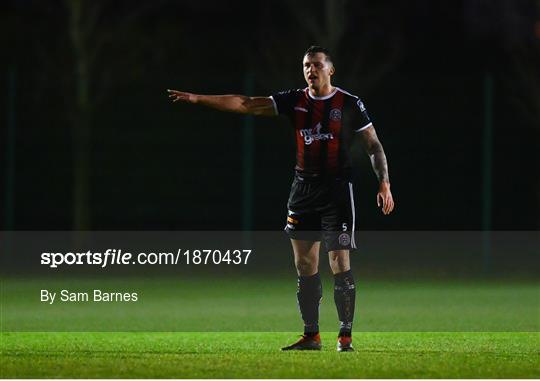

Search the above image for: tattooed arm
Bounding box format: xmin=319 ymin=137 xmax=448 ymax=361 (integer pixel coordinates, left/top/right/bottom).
xmin=358 ymin=125 xmax=395 ymax=215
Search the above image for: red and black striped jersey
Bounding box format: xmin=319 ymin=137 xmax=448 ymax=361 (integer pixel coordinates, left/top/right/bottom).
xmin=270 ymin=87 xmax=372 ymax=178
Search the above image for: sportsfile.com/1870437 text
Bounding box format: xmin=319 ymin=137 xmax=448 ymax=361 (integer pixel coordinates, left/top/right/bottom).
xmin=40 ymin=249 xmax=252 ymax=268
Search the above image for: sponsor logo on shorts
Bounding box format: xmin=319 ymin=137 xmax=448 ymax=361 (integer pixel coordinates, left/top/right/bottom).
xmin=338 ymin=233 xmax=351 ymax=246
xmin=330 ymin=108 xmax=342 ymax=121
xmin=287 ymin=216 xmax=299 ymax=224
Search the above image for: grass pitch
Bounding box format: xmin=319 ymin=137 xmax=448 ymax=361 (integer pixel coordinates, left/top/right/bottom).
xmin=1 ymin=332 xmax=538 ymax=378
xmin=2 ymin=277 xmax=538 ymax=331
xmin=1 ymin=277 xmax=539 ymax=378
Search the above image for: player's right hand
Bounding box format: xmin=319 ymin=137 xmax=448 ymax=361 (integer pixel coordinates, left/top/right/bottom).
xmin=167 ymin=89 xmax=198 ymax=104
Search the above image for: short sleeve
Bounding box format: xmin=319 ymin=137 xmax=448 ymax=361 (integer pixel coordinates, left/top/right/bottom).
xmin=352 ymin=98 xmax=372 ymax=132
xmin=270 ymin=89 xmax=301 ymax=119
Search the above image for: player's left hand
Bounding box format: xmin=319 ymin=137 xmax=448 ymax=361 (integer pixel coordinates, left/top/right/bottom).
xmin=377 ymin=181 xmax=394 ymax=215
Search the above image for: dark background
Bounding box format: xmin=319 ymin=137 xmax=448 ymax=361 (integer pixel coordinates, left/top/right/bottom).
xmin=1 ymin=0 xmax=539 ymax=231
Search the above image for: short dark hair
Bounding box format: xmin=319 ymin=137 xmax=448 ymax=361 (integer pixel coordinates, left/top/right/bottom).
xmin=304 ymin=45 xmax=332 ymax=63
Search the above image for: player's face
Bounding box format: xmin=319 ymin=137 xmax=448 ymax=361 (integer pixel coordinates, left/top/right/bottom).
xmin=303 ymin=53 xmax=334 ymax=90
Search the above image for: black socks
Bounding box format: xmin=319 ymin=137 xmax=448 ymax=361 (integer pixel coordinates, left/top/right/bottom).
xmin=334 ymin=270 xmax=356 ymax=337
xmin=297 ymin=272 xmax=322 ymax=336
xmin=296 ymin=270 xmax=356 ymax=337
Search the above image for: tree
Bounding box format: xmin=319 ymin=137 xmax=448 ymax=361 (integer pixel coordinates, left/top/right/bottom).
xmin=253 ymin=0 xmax=404 ymax=94
xmin=64 ymin=0 xmax=170 ymax=229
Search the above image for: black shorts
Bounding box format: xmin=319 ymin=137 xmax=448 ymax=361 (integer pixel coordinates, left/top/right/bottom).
xmin=284 ymin=175 xmax=357 ymax=252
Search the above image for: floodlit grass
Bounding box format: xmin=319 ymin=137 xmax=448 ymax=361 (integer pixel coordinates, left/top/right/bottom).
xmin=1 ymin=332 xmax=538 ymax=378
xmin=1 ymin=277 xmax=539 ymax=377
xmin=2 ymin=277 xmax=539 ymax=331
